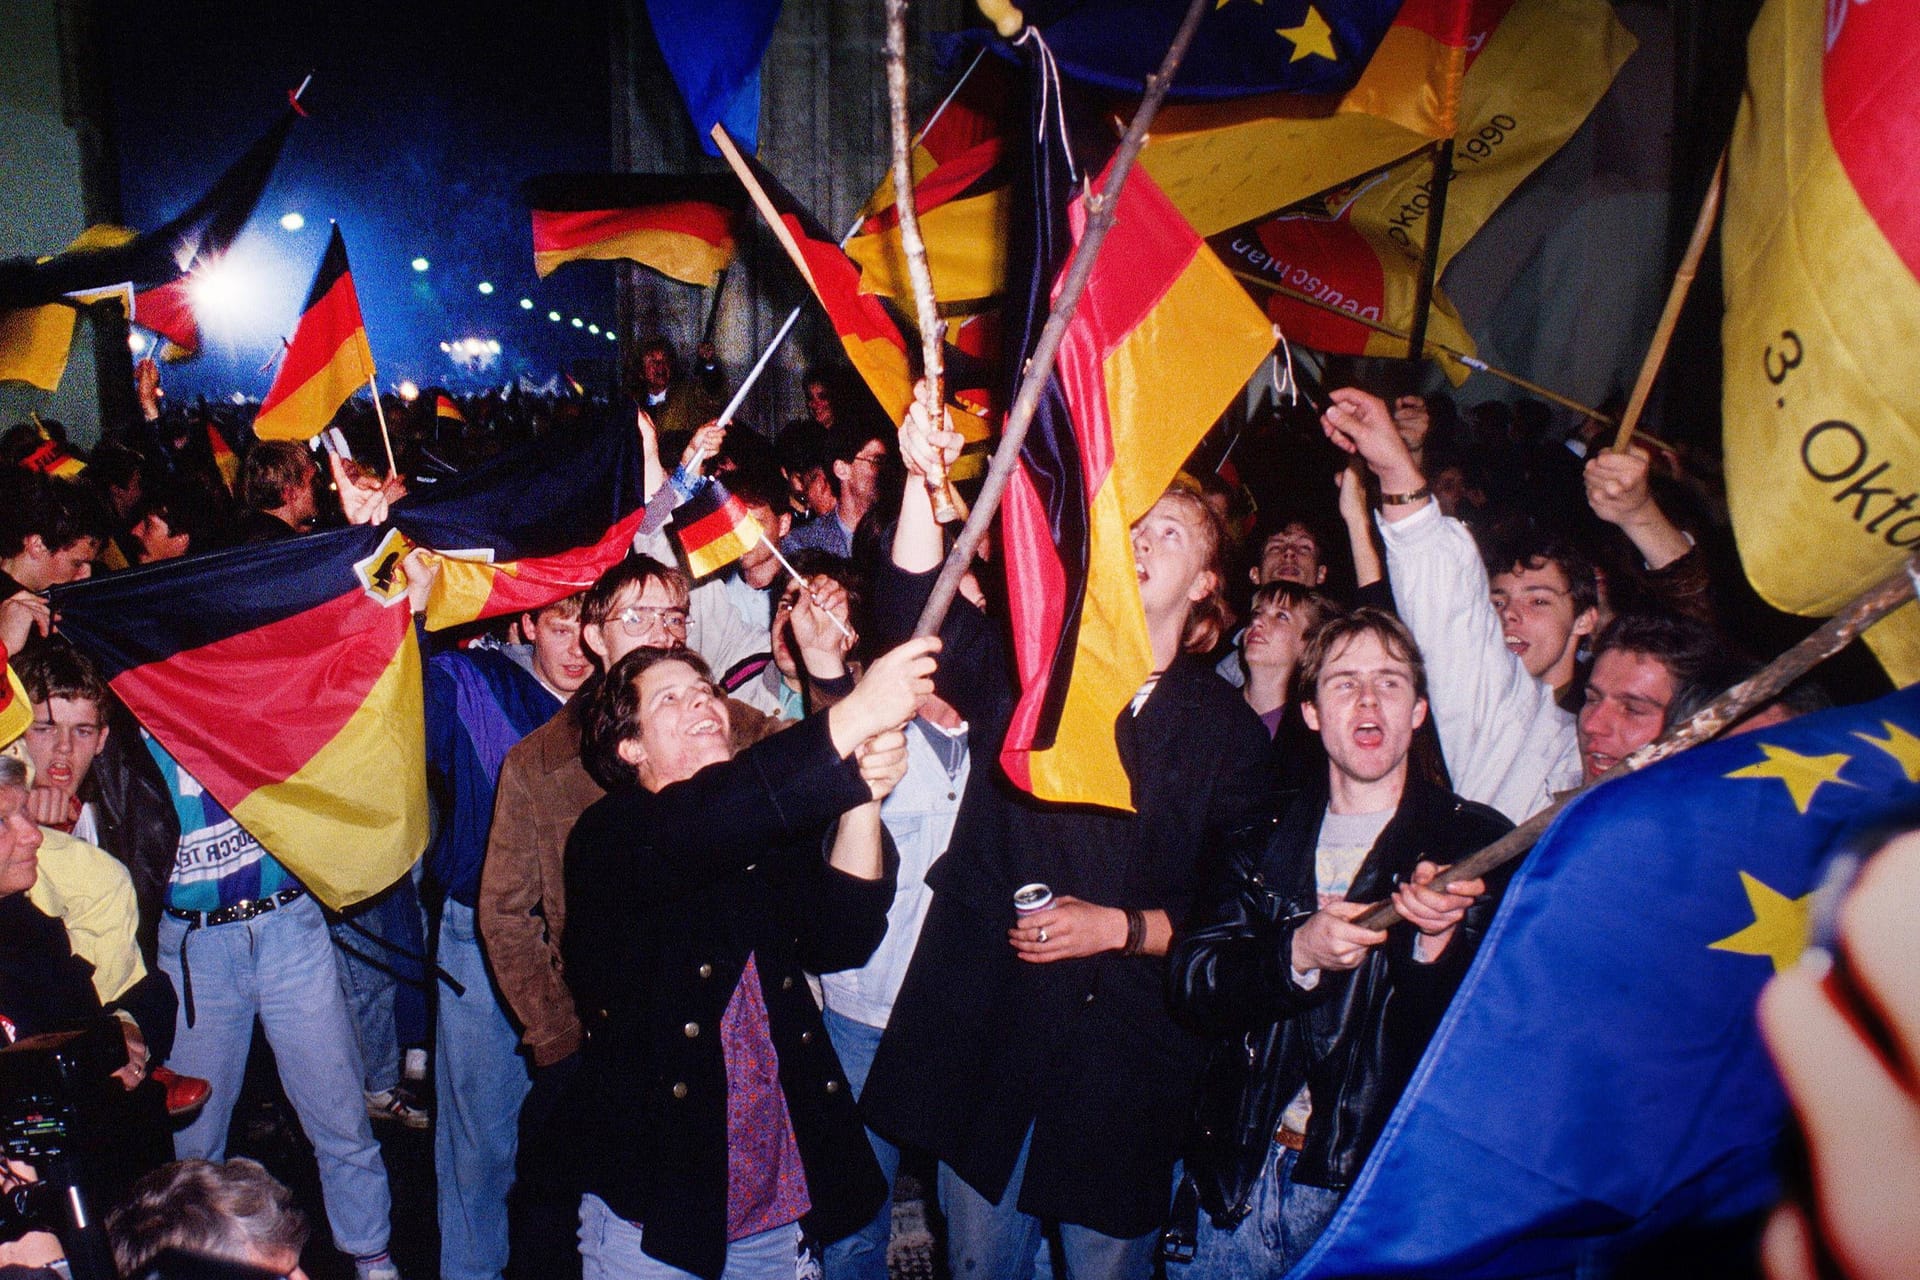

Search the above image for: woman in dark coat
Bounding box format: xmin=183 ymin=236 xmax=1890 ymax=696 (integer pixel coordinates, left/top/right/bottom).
xmin=857 ymin=412 xmax=1277 ymax=1280
xmin=559 ymin=636 xmax=936 ymax=1280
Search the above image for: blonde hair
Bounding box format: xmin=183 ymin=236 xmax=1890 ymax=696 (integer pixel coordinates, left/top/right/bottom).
xmin=1145 ymin=485 xmax=1232 ymax=655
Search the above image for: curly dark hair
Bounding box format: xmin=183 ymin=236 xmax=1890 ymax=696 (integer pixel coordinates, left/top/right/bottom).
xmin=580 ymin=646 xmax=716 ymax=791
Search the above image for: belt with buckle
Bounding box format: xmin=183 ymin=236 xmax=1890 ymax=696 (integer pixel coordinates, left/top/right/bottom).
xmin=167 ymin=887 xmax=306 ymax=1028
xmin=1275 ymin=1125 xmax=1308 ymax=1153
xmin=166 ymin=886 xmax=305 ymax=929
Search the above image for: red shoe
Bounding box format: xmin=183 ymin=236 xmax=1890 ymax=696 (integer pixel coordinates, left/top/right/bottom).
xmin=150 ymin=1065 xmax=211 ymax=1117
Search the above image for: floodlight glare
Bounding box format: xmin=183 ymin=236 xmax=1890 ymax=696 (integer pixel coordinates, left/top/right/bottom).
xmin=519 ymin=298 xmax=534 ymax=310
xmin=411 ymin=257 xmax=430 ymax=272
xmin=478 ymin=281 xmax=494 ymax=295
xmin=570 ymin=317 xmax=583 ymax=328
xmin=486 ymin=339 xmax=502 ymax=354
xmin=397 ymin=380 xmax=420 ymax=401
xmin=279 ymin=212 xmax=305 ymax=232
xmin=548 ymin=311 xmax=562 ymax=322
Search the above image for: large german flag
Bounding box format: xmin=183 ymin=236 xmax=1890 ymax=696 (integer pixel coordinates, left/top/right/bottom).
xmin=255 ymin=225 xmax=375 ymax=442
xmin=393 ymin=408 xmax=650 ymax=630
xmin=133 ymin=277 xmax=200 ymax=361
xmin=526 ymin=174 xmax=739 ymax=287
xmin=999 ymin=56 xmax=1274 ymax=810
xmin=1722 ymin=0 xmax=1920 ymax=685
xmin=50 ymin=526 xmax=428 ymax=909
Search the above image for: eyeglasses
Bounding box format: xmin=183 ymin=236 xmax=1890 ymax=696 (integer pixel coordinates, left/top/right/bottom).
xmin=611 ymin=606 xmax=689 ymax=635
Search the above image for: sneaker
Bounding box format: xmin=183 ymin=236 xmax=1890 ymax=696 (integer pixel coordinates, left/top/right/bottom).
xmin=403 ymin=1047 xmax=428 ymax=1081
xmin=354 ymin=1250 xmax=400 ymax=1280
xmin=365 ymin=1086 xmax=429 ymax=1130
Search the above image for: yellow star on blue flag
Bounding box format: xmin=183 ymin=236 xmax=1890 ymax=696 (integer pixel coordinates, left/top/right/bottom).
xmin=1855 ymin=720 xmax=1920 ymax=782
xmin=1725 ymin=743 xmax=1857 ymax=813
xmin=1278 ymin=5 xmax=1337 ymax=61
xmin=1709 ymin=871 xmax=1816 ymax=973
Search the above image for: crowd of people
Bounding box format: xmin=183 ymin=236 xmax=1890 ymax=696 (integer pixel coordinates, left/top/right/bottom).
xmin=0 ymin=335 xmax=1909 ymax=1280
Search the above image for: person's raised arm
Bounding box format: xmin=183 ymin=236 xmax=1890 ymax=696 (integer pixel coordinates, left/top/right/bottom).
xmin=1322 ymin=388 xmax=1427 ymax=522
xmin=824 ymin=636 xmax=938 ymax=761
xmin=1337 ymin=457 xmax=1383 ymax=590
xmin=893 ymin=394 xmax=963 ymax=573
xmin=1585 ymin=446 xmax=1692 ymax=571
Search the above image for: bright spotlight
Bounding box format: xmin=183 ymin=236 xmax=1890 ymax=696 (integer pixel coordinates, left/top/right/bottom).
xmin=588 ymin=324 xmax=600 ymax=335
xmin=397 ymin=380 xmax=420 ymax=402
xmin=486 ymin=339 xmax=501 ymax=354
xmin=605 ymin=330 xmax=617 ymax=342
xmin=188 ymin=258 xmax=271 ymax=337
xmin=279 ymin=212 xmax=305 ymax=232
xmin=548 ymin=311 xmax=561 ymax=322
xmin=411 ymin=257 xmax=430 ymax=272
xmin=128 ymin=332 xmax=147 ymax=353
xmin=440 ymin=341 xmax=452 ymax=353
xmin=519 ymin=298 xmax=534 ymax=310
xmin=570 ymin=317 xmax=584 ymax=329
xmin=477 ymin=281 xmax=494 ymax=295
xmin=230 ymin=391 xmax=247 ymax=405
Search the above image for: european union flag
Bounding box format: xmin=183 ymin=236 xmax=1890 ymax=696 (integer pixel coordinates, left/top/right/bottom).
xmin=645 ymin=0 xmax=781 ymax=157
xmin=1291 ymin=684 xmax=1920 ymax=1278
xmin=989 ymin=0 xmax=1401 ymax=99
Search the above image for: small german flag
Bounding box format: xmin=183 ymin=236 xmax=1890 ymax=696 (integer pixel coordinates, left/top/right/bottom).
xmin=255 ymin=225 xmax=375 ymax=442
xmin=526 ymin=174 xmax=740 ymax=288
xmin=207 ymin=421 xmax=240 ymax=494
xmin=434 ymin=393 xmax=466 ymax=424
xmin=21 ymin=418 xmax=85 ymax=479
xmin=671 ymin=479 xmax=764 ymax=581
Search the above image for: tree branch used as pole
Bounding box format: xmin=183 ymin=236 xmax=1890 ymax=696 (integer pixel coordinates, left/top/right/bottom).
xmin=912 ymin=0 xmax=1214 ymax=638
xmin=1611 ymin=146 xmax=1728 ymax=454
xmin=885 ymin=0 xmax=963 ymax=523
xmin=1404 ymin=139 xmax=1454 ymax=361
xmin=1353 ymin=551 xmax=1920 ymax=930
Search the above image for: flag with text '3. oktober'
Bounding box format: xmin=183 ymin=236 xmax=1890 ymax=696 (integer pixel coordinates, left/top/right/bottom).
xmin=1294 ymin=684 xmax=1920 ymax=1277
xmin=1722 ymin=0 xmax=1920 ymax=686
xmin=50 ymin=526 xmax=428 ymax=910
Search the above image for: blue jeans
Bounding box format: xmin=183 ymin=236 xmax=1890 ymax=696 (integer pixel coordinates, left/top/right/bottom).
xmin=820 ymin=1008 xmax=898 ymax=1280
xmin=1173 ymin=1142 xmax=1344 ymax=1280
xmin=578 ymin=1194 xmax=800 ymax=1280
xmin=437 ymin=900 xmax=533 ymax=1280
xmin=939 ymin=1128 xmax=1159 ymax=1280
xmin=330 ymin=875 xmax=428 ymax=1094
xmin=158 ymin=892 xmax=391 ymax=1258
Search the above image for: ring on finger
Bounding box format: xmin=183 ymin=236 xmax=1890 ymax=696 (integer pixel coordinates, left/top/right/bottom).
xmin=1037 ymin=927 xmax=1049 ymax=944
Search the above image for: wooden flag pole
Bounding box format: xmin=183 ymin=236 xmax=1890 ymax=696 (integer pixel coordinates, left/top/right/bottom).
xmin=911 ymin=0 xmax=1214 ymax=639
xmin=366 ymin=373 xmax=399 ymax=478
xmin=1353 ymin=551 xmax=1920 ymax=931
xmin=1405 ymin=139 xmax=1455 ymax=361
xmin=1611 ymin=146 xmax=1728 ymax=454
xmin=885 ymin=0 xmax=964 ymax=523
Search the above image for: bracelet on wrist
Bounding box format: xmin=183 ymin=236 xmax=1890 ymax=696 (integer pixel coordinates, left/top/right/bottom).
xmin=1378 ymin=484 xmax=1431 ymax=507
xmin=1121 ymin=907 xmax=1147 ymax=956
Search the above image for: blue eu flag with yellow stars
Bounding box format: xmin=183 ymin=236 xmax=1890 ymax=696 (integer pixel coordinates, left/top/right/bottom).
xmin=1291 ymin=683 xmax=1920 ymax=1278
xmin=982 ymin=0 xmax=1401 ymax=99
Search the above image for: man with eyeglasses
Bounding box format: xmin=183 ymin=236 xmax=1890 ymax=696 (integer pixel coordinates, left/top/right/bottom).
xmin=783 ymin=428 xmax=895 ymax=560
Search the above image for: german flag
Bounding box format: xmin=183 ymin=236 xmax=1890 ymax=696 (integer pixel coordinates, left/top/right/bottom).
xmin=20 ymin=419 xmax=86 ymax=479
xmin=133 ymin=278 xmax=201 ymax=361
xmin=207 ymin=421 xmax=239 ymax=494
xmin=49 ymin=526 xmax=429 ymax=909
xmin=1722 ymin=0 xmax=1920 ymax=684
xmin=434 ymin=393 xmax=466 ymax=424
xmin=255 ymin=225 xmax=375 ymax=442
xmin=711 ymin=127 xmax=992 ymax=441
xmin=395 ymin=408 xmax=650 ymax=630
xmin=998 ymin=52 xmax=1274 ymax=810
xmin=0 ymin=653 xmax=27 ymax=746
xmin=846 ymin=57 xmax=1013 ymax=310
xmin=526 ymin=174 xmax=739 ymax=287
xmin=670 ymin=479 xmax=765 ymax=580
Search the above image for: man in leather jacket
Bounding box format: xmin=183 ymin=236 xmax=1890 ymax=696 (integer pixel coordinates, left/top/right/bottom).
xmin=1169 ymin=608 xmax=1512 ymax=1276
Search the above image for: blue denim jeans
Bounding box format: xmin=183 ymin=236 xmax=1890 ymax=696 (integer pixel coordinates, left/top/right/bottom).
xmin=436 ymin=899 xmax=534 ymax=1280
xmin=939 ymin=1127 xmax=1160 ymax=1280
xmin=1172 ymin=1141 xmax=1344 ymax=1280
xmin=820 ymin=1008 xmax=898 ymax=1280
xmin=578 ymin=1194 xmax=801 ymax=1280
xmin=330 ymin=874 xmax=428 ymax=1094
xmin=158 ymin=892 xmax=392 ymax=1258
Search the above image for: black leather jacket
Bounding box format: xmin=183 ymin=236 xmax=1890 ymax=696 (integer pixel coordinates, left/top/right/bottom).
xmin=1169 ymin=772 xmax=1511 ymax=1224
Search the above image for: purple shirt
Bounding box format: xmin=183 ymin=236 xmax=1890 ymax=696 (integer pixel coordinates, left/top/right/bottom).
xmin=722 ymin=952 xmax=812 ymax=1241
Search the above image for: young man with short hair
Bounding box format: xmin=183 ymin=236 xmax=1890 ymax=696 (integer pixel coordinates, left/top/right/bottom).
xmin=1171 ymin=609 xmax=1511 ymax=1275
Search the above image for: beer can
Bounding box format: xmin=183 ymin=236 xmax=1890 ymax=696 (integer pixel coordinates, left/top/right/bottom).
xmin=1013 ymin=883 xmax=1054 ymax=915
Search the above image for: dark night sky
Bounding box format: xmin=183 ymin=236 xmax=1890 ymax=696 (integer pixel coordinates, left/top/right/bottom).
xmin=101 ymin=0 xmax=621 ymax=399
